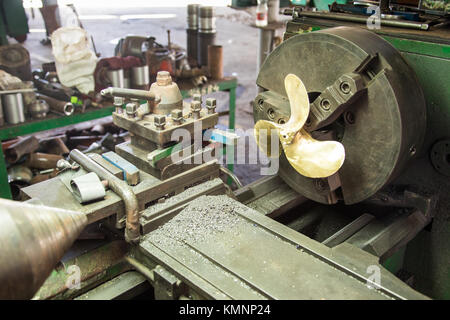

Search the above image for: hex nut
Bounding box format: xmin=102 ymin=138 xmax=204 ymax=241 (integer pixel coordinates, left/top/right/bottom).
xmin=192 ymin=93 xmax=202 ymax=103
xmin=206 ymin=98 xmax=216 ymax=114
xmin=190 ymin=101 xmax=202 ymax=119
xmin=190 ymin=100 xmax=202 ymax=112
xmin=114 ymin=96 xmax=125 ymax=106
xmin=126 ymin=102 xmax=137 ymax=117
xmin=154 ymin=115 xmax=166 ymax=129
xmin=171 ymin=109 xmax=183 ymax=124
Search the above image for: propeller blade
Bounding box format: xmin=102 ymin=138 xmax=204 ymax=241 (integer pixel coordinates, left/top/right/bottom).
xmin=284 ymin=129 xmax=345 ymax=178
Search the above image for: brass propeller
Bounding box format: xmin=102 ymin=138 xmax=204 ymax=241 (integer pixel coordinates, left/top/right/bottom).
xmin=254 ymin=74 xmax=345 ymax=178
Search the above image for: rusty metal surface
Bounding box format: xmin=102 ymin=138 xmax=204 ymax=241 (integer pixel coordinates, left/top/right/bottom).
xmin=0 ymin=199 xmax=87 ymax=299
xmin=26 ymin=152 xmax=63 ymax=170
xmin=5 ymin=135 xmax=39 ymax=163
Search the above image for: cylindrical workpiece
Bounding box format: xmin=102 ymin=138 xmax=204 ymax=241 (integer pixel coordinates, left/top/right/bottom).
xmin=26 ymin=152 xmax=64 ymax=170
xmin=37 ymin=94 xmax=74 ymax=116
xmin=208 ymin=45 xmax=223 ymax=80
xmin=2 ymin=93 xmax=25 ymax=124
xmin=199 ymin=6 xmax=216 ymax=32
xmin=131 ymin=65 xmax=150 ymax=90
xmin=197 ymin=6 xmax=216 ymax=67
xmin=123 ymin=69 xmax=131 ymax=89
xmin=187 ymin=29 xmax=198 ymax=65
xmin=187 ymin=4 xmax=200 ymax=29
xmin=106 ymin=69 xmax=125 ymax=88
xmin=5 ymin=136 xmax=40 ymax=163
xmin=198 ymin=32 xmax=216 ymax=67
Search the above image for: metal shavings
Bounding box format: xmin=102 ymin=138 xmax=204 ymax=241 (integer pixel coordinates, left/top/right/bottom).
xmin=144 ymin=195 xmax=243 ymax=247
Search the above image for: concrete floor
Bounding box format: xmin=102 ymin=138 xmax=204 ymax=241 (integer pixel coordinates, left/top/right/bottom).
xmin=20 ymin=1 xmax=288 ymax=185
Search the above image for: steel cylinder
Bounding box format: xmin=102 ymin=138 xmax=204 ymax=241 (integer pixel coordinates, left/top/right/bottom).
xmin=2 ymin=93 xmax=25 ymax=124
xmin=199 ymin=6 xmax=216 ymax=32
xmin=37 ymin=94 xmax=74 ymax=116
xmin=187 ymin=28 xmax=198 ymax=64
xmin=107 ymin=69 xmax=125 ymax=88
xmin=26 ymin=152 xmax=63 ymax=170
xmin=131 ymin=65 xmax=150 ymax=90
xmin=5 ymin=136 xmax=39 ymax=163
xmin=187 ymin=4 xmax=200 ymax=29
xmin=123 ymin=69 xmax=131 ymax=89
xmin=198 ymin=32 xmax=216 ymax=67
xmin=208 ymin=45 xmax=223 ymax=80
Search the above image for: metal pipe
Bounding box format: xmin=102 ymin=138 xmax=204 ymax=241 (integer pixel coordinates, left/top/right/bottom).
xmin=220 ymin=166 xmax=243 ymax=188
xmin=5 ymin=136 xmax=40 ymax=163
xmin=26 ymin=152 xmax=64 ymax=169
xmin=107 ymin=69 xmax=125 ymax=88
xmin=69 ymin=149 xmax=140 ymax=243
xmin=199 ymin=6 xmax=216 ymax=32
xmin=208 ymin=45 xmax=223 ymax=80
xmin=101 ymin=87 xmax=157 ymax=102
xmin=125 ymin=257 xmax=155 ymax=282
xmin=198 ymin=32 xmax=216 ymax=67
xmin=131 ymin=65 xmax=150 ymax=89
xmin=187 ymin=4 xmax=200 ymax=30
xmin=37 ymin=94 xmax=74 ymax=116
xmin=0 ymin=88 xmax=36 ymax=95
xmin=3 ymin=93 xmax=25 ymax=124
xmin=297 ymin=11 xmax=429 ymax=30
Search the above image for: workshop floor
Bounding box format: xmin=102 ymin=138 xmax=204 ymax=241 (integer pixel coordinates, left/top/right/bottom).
xmin=21 ymin=0 xmax=289 ymax=186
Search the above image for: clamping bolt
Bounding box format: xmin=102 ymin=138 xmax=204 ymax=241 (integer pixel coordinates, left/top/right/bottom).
xmin=206 ymin=98 xmax=216 ymax=114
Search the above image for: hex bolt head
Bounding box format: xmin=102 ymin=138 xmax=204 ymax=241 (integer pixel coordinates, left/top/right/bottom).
xmin=206 ymin=98 xmax=216 ymax=114
xmin=126 ymin=102 xmax=138 ymax=118
xmin=114 ymin=96 xmax=125 ymax=106
xmin=190 ymin=100 xmax=202 ymax=120
xmin=114 ymin=96 xmax=125 ymax=114
xmin=192 ymin=93 xmax=202 ymax=104
xmin=154 ymin=114 xmax=166 ymax=130
xmin=171 ymin=109 xmax=183 ymax=124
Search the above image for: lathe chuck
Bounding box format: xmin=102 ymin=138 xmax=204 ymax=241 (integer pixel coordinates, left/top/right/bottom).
xmin=254 ymin=27 xmax=426 ymax=204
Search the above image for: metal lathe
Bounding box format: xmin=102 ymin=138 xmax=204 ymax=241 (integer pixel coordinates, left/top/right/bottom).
xmin=0 ymin=10 xmax=449 ymax=300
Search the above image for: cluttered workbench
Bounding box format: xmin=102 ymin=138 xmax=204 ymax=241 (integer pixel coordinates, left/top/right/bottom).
xmin=0 ymin=77 xmax=237 ymax=199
